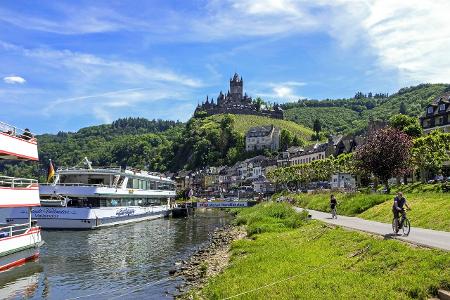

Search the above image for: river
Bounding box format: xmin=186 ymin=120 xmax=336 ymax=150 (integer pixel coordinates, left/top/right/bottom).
xmin=0 ymin=211 xmax=231 ymax=299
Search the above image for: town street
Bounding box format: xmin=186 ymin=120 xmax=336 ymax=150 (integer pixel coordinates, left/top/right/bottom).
xmin=294 ymin=207 xmax=450 ymax=251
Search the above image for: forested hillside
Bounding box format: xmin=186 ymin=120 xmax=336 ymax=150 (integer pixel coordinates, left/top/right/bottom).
xmin=1 ymin=118 xmax=184 ymax=180
xmin=170 ymin=114 xmax=312 ymax=170
xmin=283 ymin=83 xmax=449 ymax=134
xmin=1 ymin=114 xmax=311 ymax=179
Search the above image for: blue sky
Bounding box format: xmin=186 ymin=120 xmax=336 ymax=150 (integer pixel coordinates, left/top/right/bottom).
xmin=1 ymin=0 xmax=449 ymax=134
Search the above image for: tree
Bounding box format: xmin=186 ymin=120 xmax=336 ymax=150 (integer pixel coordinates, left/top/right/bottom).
xmin=389 ymin=114 xmax=423 ymax=137
xmin=313 ymin=119 xmax=322 ymax=134
xmin=411 ymin=131 xmax=450 ymax=182
xmin=253 ymin=97 xmax=265 ymax=111
xmin=280 ymin=130 xmax=293 ymax=151
xmin=399 ymin=102 xmax=407 ymax=114
xmin=312 ymin=119 xmax=322 ymax=140
xmin=355 ymin=127 xmax=413 ymax=192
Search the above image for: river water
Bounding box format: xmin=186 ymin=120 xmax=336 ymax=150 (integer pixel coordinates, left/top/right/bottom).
xmin=0 ymin=211 xmax=231 ymax=299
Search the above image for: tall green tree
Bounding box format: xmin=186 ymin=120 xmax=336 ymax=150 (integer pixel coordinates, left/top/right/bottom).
xmin=399 ymin=101 xmax=407 ymax=114
xmin=389 ymin=114 xmax=423 ymax=137
xmin=280 ymin=130 xmax=294 ymax=151
xmin=411 ymin=131 xmax=450 ymax=182
xmin=312 ymin=119 xmax=322 ymax=141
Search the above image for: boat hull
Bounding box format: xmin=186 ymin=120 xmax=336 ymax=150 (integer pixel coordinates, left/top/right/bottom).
xmin=0 ymin=228 xmax=41 ymax=272
xmin=7 ymin=206 xmax=170 ymax=229
xmin=0 ymin=246 xmax=40 ymax=272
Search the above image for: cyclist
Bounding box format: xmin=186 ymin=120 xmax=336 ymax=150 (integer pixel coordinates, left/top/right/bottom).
xmin=330 ymin=194 xmax=338 ymax=219
xmin=392 ymin=192 xmax=410 ymax=233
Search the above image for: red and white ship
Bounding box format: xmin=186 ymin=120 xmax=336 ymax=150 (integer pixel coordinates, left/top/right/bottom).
xmin=0 ymin=121 xmax=42 ymax=271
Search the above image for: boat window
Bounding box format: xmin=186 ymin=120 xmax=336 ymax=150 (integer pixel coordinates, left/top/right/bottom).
xmin=149 ymin=181 xmax=156 ymax=190
xmin=126 ymin=179 xmax=133 ymax=189
xmin=139 ymin=180 xmax=146 ymax=190
xmin=88 ymin=178 xmax=104 ymax=185
xmin=66 ymin=198 xmax=100 ymax=208
xmin=133 ymin=179 xmax=139 ymax=189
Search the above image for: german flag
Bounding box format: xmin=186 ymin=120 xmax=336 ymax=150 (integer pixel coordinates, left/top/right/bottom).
xmin=47 ymin=159 xmax=55 ymax=183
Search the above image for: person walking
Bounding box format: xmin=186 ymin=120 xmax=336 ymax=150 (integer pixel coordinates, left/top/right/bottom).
xmin=330 ymin=194 xmax=338 ymax=219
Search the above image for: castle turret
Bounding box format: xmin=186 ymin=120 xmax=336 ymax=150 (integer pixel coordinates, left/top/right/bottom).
xmin=217 ymin=91 xmax=224 ymax=106
xmin=230 ymin=73 xmax=243 ymax=102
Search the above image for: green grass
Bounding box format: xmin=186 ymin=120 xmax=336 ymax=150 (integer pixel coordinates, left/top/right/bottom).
xmin=199 ymin=221 xmax=450 ymax=299
xmin=285 ymin=192 xmax=390 ymax=216
xmin=210 ymin=114 xmax=314 ymax=141
xmin=390 ymin=183 xmax=444 ymax=193
xmin=359 ymin=193 xmax=450 ymax=231
xmin=235 ymin=202 xmax=308 ymax=235
xmin=276 ymin=190 xmax=450 ymax=231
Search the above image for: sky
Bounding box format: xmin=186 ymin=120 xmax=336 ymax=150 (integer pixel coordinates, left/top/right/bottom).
xmin=0 ymin=0 xmax=449 ymax=134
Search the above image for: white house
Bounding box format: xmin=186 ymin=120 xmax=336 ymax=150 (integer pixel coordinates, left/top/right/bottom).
xmin=245 ymin=125 xmax=280 ymax=152
xmin=330 ymin=173 xmax=356 ymax=189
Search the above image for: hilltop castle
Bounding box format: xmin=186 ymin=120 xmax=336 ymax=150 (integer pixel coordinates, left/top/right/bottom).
xmin=194 ymin=73 xmax=284 ymax=119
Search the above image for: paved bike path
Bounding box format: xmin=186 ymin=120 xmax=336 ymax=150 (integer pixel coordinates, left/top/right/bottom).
xmin=294 ymin=207 xmax=450 ymax=251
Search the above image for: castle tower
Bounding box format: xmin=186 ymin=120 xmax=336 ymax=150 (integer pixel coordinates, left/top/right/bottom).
xmin=230 ymin=73 xmax=243 ymax=102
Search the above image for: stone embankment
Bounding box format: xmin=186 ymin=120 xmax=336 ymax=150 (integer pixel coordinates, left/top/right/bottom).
xmin=171 ymin=225 xmax=246 ymax=298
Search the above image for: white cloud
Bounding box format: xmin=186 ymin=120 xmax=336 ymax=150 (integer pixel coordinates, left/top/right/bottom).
xmin=0 ymin=5 xmax=142 ymax=35
xmin=0 ymin=41 xmax=202 ymax=123
xmin=186 ymin=0 xmax=450 ymax=84
xmin=3 ymin=76 xmax=26 ymax=84
xmin=273 ymin=86 xmax=294 ymax=98
xmin=4 ymin=1 xmax=448 ymax=84
xmin=359 ymin=0 xmax=450 ymax=83
xmin=255 ymin=81 xmax=306 ymax=102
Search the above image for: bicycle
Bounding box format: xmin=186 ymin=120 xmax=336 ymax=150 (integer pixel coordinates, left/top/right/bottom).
xmin=392 ymin=210 xmax=411 ymax=236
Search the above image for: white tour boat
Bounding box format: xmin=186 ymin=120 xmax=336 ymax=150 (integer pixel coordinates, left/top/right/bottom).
xmin=0 ymin=121 xmax=42 ymax=271
xmin=7 ymin=158 xmax=176 ymax=229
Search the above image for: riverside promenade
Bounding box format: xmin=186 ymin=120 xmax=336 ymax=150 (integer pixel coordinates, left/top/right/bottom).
xmin=294 ymin=207 xmax=450 ymax=251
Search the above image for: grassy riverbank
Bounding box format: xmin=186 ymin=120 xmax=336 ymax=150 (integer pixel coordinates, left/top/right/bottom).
xmin=196 ymin=203 xmax=450 ymax=299
xmin=276 ymin=190 xmax=450 ymax=231
xmin=359 ymin=193 xmax=450 ymax=231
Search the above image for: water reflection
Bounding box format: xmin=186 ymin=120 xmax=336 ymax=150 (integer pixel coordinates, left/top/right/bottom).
xmin=0 ymin=211 xmax=230 ymax=299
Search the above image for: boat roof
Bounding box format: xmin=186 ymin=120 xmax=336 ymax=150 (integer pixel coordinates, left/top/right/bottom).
xmin=56 ymin=166 xmax=174 ymax=183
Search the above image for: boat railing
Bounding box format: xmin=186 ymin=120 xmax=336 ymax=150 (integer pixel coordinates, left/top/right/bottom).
xmin=0 ymin=121 xmax=36 ymax=143
xmin=56 ymin=166 xmax=122 ymax=172
xmin=40 ymin=182 xmax=112 ymax=187
xmin=0 ymin=223 xmax=33 ymax=239
xmin=0 ymin=176 xmax=38 ymax=188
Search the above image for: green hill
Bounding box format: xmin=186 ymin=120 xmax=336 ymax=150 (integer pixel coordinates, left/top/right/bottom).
xmin=170 ymin=114 xmax=312 ymax=170
xmin=210 ymin=114 xmax=313 ymax=140
xmin=362 ymin=84 xmax=449 ymax=120
xmin=284 ymin=107 xmax=360 ymax=134
xmin=0 ymin=118 xmax=184 ymax=180
xmin=283 ymin=83 xmax=449 ymax=134
xmin=1 ymin=114 xmax=312 ymax=177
